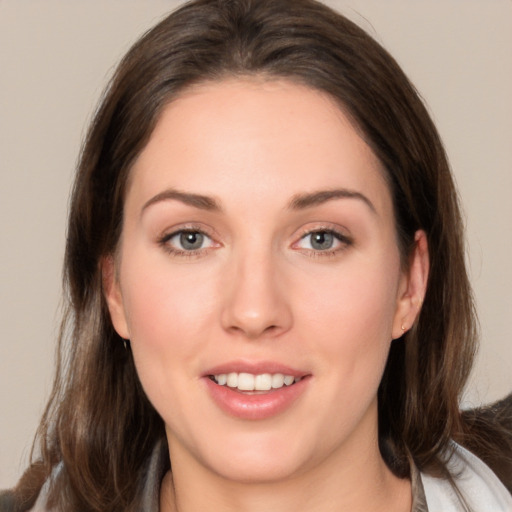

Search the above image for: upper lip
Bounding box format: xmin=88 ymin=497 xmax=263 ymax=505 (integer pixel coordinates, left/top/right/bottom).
xmin=203 ymin=360 xmax=309 ymax=378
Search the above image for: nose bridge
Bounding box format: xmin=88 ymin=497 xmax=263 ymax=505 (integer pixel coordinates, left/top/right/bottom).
xmin=221 ymin=239 xmax=292 ymax=339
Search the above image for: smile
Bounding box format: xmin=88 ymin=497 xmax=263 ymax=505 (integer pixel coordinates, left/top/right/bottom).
xmin=210 ymin=372 xmax=301 ymax=391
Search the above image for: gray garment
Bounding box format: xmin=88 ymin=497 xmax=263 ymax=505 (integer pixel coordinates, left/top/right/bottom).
xmin=19 ymin=440 xmax=428 ymax=511
xmin=12 ymin=441 xmax=512 ymax=511
xmin=136 ymin=441 xmax=430 ymax=512
xmin=410 ymin=460 xmax=429 ymax=512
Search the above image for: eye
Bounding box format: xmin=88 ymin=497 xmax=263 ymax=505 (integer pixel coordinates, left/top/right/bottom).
xmin=159 ymin=229 xmax=216 ymax=255
xmin=295 ymin=229 xmax=351 ymax=253
xmin=175 ymin=231 xmax=208 ymax=251
xmin=303 ymin=231 xmax=336 ymax=250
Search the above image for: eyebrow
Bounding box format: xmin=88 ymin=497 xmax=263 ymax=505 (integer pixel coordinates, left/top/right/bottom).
xmin=141 ymin=187 xmax=376 ymax=216
xmin=288 ymin=189 xmax=376 ymax=214
xmin=141 ymin=189 xmax=222 ymax=215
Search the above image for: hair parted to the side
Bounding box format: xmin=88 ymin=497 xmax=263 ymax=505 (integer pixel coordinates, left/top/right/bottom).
xmin=7 ymin=0 xmax=509 ymax=510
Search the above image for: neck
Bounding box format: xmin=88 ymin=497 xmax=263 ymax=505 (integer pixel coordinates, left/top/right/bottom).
xmin=160 ymin=432 xmax=411 ymax=512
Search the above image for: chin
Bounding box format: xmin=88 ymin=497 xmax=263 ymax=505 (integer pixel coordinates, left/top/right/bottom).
xmin=196 ymin=429 xmax=319 ymax=484
xmin=209 ymin=453 xmax=307 ymax=484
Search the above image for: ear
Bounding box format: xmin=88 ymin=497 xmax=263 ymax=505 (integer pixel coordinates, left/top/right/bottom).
xmin=101 ymin=255 xmax=130 ymax=340
xmin=391 ymin=230 xmax=429 ymax=339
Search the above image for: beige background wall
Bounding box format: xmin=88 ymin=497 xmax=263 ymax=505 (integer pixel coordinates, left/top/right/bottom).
xmin=1 ymin=0 xmax=511 ymax=489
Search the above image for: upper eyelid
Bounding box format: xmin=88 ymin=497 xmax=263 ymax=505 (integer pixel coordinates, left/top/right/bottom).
xmin=161 ymin=227 xmax=210 ymax=239
xmin=300 ymin=227 xmax=348 ymax=237
xmin=297 ymin=229 xmax=351 ymax=245
xmin=295 ymin=223 xmax=352 ymax=240
xmin=158 ymin=223 xmax=217 ymax=240
xmin=155 ymin=223 xmax=352 ymax=247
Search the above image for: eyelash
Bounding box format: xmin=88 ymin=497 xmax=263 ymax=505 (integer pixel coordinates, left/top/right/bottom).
xmin=156 ymin=226 xmax=353 ymax=259
xmin=157 ymin=226 xmax=216 ymax=258
xmin=294 ymin=228 xmax=353 ymax=258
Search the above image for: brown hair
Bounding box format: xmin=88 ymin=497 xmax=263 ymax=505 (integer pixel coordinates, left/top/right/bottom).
xmin=6 ymin=0 xmax=510 ymax=510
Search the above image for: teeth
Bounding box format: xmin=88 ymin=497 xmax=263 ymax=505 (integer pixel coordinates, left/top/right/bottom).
xmin=226 ymin=372 xmax=238 ymax=388
xmin=271 ymin=373 xmax=284 ymax=388
xmin=216 ymin=373 xmax=227 ymax=386
xmin=213 ymin=372 xmax=300 ymax=391
xmin=255 ymin=373 xmax=272 ymax=391
xmin=238 ymin=372 xmax=254 ymax=391
xmin=283 ymin=375 xmax=294 ymax=386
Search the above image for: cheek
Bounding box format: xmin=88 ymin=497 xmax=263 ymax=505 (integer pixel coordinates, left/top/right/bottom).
xmin=118 ymin=252 xmax=220 ymax=379
xmin=294 ymin=253 xmax=401 ymax=392
xmin=297 ymin=255 xmax=400 ymax=343
xmin=291 ymin=260 xmax=400 ymax=440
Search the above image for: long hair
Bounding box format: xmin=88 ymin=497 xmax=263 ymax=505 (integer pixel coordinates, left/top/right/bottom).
xmin=7 ymin=0 xmax=510 ymax=509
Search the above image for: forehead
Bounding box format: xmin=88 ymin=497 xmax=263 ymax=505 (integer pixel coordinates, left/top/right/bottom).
xmin=128 ymin=78 xmax=392 ymax=215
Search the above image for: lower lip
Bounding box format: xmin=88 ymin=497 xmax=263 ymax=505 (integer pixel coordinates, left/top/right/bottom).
xmin=203 ymin=377 xmax=310 ymax=420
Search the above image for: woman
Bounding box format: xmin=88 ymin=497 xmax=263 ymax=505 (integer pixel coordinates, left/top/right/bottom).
xmin=2 ymin=0 xmax=511 ymax=510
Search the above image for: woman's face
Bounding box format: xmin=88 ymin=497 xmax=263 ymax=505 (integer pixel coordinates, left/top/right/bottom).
xmin=105 ymin=79 xmax=426 ymax=483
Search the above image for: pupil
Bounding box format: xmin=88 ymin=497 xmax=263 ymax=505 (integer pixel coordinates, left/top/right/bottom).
xmin=311 ymin=232 xmax=333 ymax=250
xmin=180 ymin=232 xmax=203 ymax=250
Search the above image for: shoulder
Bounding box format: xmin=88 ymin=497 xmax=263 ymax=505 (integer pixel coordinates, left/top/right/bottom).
xmin=16 ymin=439 xmax=167 ymax=512
xmin=421 ymin=442 xmax=512 ymax=512
xmin=0 ymin=491 xmax=16 ymax=512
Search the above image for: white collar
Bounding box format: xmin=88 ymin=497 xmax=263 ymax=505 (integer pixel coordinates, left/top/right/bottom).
xmin=421 ymin=442 xmax=512 ymax=511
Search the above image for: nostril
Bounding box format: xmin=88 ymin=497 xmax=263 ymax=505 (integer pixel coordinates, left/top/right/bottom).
xmin=226 ymin=322 xmax=282 ymax=340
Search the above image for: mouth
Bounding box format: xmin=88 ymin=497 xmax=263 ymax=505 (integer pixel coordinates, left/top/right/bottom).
xmin=208 ymin=372 xmax=302 ymax=393
xmin=203 ymin=364 xmax=310 ymax=420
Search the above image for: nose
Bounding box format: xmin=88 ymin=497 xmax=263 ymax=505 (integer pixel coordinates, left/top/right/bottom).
xmin=220 ymin=248 xmax=293 ymax=340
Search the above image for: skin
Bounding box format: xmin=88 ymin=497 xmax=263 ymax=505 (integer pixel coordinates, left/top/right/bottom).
xmin=104 ymin=79 xmax=428 ymax=512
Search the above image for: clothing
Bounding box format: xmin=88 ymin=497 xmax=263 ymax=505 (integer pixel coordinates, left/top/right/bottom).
xmin=420 ymin=443 xmax=512 ymax=511
xmin=10 ymin=442 xmax=512 ymax=511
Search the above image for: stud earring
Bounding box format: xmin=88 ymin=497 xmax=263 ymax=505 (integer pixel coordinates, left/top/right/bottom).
xmin=401 ymin=324 xmax=406 ymax=332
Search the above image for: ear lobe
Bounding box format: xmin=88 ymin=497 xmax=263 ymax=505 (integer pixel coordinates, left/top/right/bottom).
xmin=392 ymin=230 xmax=429 ymax=339
xmin=101 ymin=255 xmax=130 ymax=340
